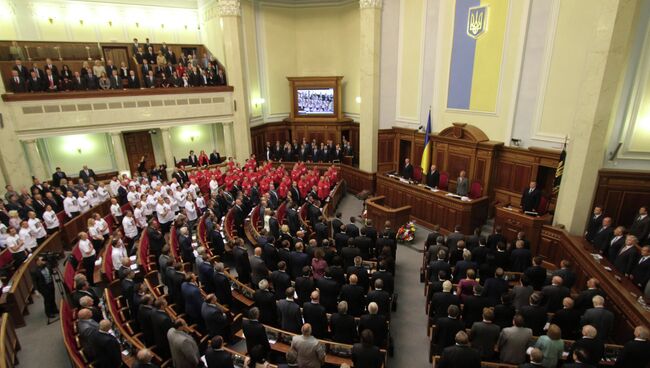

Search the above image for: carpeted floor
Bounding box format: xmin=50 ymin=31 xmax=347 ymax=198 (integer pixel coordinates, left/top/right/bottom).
xmin=16 ymin=194 xmax=435 ymax=367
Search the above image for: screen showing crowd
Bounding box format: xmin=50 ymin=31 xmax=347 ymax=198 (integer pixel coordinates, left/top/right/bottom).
xmin=297 ymin=88 xmax=334 ymax=115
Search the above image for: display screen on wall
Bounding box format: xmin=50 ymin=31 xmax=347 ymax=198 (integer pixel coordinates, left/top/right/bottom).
xmin=296 ymin=88 xmax=335 ymax=115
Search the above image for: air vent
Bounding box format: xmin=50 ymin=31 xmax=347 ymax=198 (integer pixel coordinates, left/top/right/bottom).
xmin=22 ymin=106 xmax=44 ymax=114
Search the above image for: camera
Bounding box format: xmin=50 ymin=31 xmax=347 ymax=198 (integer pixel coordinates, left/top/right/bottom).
xmin=40 ymin=251 xmax=61 ymax=270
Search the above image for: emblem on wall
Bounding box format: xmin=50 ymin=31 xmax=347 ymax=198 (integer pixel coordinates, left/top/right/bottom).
xmin=467 ymin=5 xmax=489 ymax=39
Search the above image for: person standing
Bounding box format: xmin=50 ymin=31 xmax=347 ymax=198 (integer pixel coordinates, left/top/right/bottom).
xmin=287 ymin=323 xmax=326 ymax=368
xmin=31 ymin=255 xmax=59 ymax=318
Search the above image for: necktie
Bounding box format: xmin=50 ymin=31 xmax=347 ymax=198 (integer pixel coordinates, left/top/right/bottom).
xmin=15 ymin=77 xmax=18 ymax=83
xmin=640 ymin=257 xmax=648 ymax=264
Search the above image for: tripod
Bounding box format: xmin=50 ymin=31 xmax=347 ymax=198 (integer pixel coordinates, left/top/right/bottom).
xmin=46 ymin=263 xmax=66 ymax=325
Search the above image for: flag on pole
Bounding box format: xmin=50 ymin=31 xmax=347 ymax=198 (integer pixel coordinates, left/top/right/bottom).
xmin=553 ymin=137 xmax=567 ymax=195
xmin=421 ymin=110 xmax=432 ymax=175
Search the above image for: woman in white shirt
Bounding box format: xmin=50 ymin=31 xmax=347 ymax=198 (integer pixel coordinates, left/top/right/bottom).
xmin=111 ymin=238 xmax=128 ymax=272
xmin=8 ymin=210 xmax=21 ymax=230
xmin=93 ymin=213 xmax=110 ymax=240
xmin=167 ymin=192 xmax=180 ymax=214
xmin=86 ymin=185 xmax=100 ymax=207
xmin=133 ymin=202 xmax=147 ymax=229
xmin=110 ymin=198 xmax=123 ymax=225
xmin=78 ymin=232 xmax=96 ymax=286
xmin=174 ymin=188 xmax=187 ymax=209
xmin=87 ymin=218 xmax=105 ymax=253
xmin=196 ymin=195 xmax=207 ymax=212
xmin=42 ymin=205 xmax=60 ymax=234
xmin=185 ymin=194 xmax=198 ymax=230
xmin=27 ymin=211 xmax=47 ymax=245
xmin=77 ymin=191 xmax=90 ymax=213
xmin=19 ymin=220 xmax=37 ymax=251
xmin=263 ymin=208 xmax=272 ymax=234
xmin=6 ymin=227 xmax=27 ymax=265
xmin=63 ymin=191 xmax=80 ymax=218
xmin=0 ymin=224 xmax=8 ymax=250
xmin=209 ymin=178 xmax=220 ymax=196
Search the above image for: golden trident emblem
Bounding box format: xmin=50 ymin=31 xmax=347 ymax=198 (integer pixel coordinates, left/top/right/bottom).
xmin=467 ymin=6 xmax=488 ymax=39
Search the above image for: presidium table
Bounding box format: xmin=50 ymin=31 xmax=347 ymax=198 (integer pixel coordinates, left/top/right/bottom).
xmin=372 ymin=173 xmax=489 ymax=234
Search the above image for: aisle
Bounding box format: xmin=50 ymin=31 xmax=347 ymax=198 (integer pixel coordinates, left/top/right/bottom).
xmin=336 ymin=195 xmax=432 ymax=367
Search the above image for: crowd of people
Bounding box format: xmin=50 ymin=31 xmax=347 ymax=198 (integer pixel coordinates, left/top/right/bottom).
xmin=423 ymin=217 xmax=650 ymax=368
xmin=263 ymin=137 xmax=354 ymax=164
xmin=7 ymin=38 xmax=227 ymax=93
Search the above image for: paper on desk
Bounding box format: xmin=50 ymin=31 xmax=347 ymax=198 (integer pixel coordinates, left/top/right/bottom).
xmin=122 ymin=350 xmax=130 ymax=356
xmin=129 ymin=255 xmax=137 ymax=262
xmin=269 ymin=338 xmax=277 ymax=344
xmin=130 ymin=264 xmax=138 ymax=270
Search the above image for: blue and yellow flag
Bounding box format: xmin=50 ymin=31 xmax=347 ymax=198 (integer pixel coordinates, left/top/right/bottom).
xmin=421 ymin=110 xmax=432 ymax=175
xmin=447 ymin=0 xmax=508 ymax=112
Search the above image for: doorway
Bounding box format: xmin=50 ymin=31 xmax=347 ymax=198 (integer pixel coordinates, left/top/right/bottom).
xmin=102 ymin=46 xmax=131 ymax=73
xmin=122 ymin=131 xmax=156 ymax=175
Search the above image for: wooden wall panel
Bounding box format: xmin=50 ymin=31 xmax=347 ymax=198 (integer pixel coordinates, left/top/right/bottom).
xmin=340 ymin=165 xmax=376 ymax=194
xmin=378 ymin=129 xmax=396 ymax=173
xmin=592 ymin=169 xmax=650 ymax=230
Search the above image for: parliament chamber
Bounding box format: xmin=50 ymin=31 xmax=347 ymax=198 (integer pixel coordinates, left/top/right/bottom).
xmin=1 ymin=0 xmax=650 ymax=368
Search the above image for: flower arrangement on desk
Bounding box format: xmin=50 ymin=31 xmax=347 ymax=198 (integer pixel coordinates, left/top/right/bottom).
xmin=396 ymin=221 xmax=416 ymax=243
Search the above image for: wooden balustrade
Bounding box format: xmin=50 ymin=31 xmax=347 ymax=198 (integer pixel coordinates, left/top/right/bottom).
xmin=0 ymin=313 xmax=20 ymax=368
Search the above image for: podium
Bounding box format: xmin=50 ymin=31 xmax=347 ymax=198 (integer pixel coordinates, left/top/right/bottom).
xmin=366 ymin=196 xmax=412 ymax=229
xmin=494 ymin=206 xmax=552 ymax=253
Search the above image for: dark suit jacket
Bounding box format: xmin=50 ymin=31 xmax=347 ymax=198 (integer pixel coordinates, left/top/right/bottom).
xmin=401 ymin=164 xmax=413 ymax=180
xmin=79 ymin=169 xmax=96 ymax=182
xmin=541 ymin=284 xmax=570 ymax=313
xmin=469 ymin=321 xmax=500 ymax=359
xmin=520 ymin=187 xmax=541 ymax=212
xmin=570 ymin=337 xmax=604 ymax=366
xmin=302 ymin=302 xmax=328 ymax=339
xmin=127 ymin=76 xmax=140 ymax=88
xmin=90 ymin=331 xmax=122 ymax=368
xmin=438 ymin=344 xmax=482 ymax=368
xmin=432 ymin=316 xmax=465 ymax=354
xmin=276 ymin=299 xmax=302 ymax=334
xmin=426 ymin=170 xmax=440 ymax=187
xmin=607 ymin=236 xmax=625 ymax=261
xmin=629 ymin=216 xmax=650 ymax=242
xmin=212 ymin=272 xmax=233 ymax=307
xmin=462 ymin=295 xmax=491 ymax=328
xmin=8 ymin=76 xmax=26 ymax=93
xmin=509 ymin=248 xmax=532 ymax=273
xmin=331 ymin=313 xmax=357 ymax=344
xmin=614 ymin=246 xmax=640 ymax=275
xmin=359 ymin=313 xmax=387 ymax=347
xmin=586 ymin=214 xmax=604 ymax=242
xmin=315 ymin=277 xmax=340 ymax=313
xmin=631 ymin=256 xmax=650 ymax=288
xmin=233 ymin=246 xmax=252 ymax=284
xmin=581 ymin=307 xmax=614 ymax=341
xmin=294 ymin=276 xmax=314 ymax=306
xmin=550 ymin=307 xmax=581 ymax=340
xmin=253 ymin=289 xmax=277 ymax=326
xmin=615 ymin=339 xmax=650 ymax=368
xmin=519 ymin=305 xmax=548 ymax=336
xmin=429 ymin=291 xmax=460 ymax=320
xmin=204 ymin=347 xmax=234 ymax=368
xmin=592 ymin=226 xmax=614 ymax=253
xmin=202 ymin=302 xmax=227 ymax=338
xmin=137 ymin=304 xmax=156 ymax=345
xmin=242 ymin=319 xmax=271 ymax=357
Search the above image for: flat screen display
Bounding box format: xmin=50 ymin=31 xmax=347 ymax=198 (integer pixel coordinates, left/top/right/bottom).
xmin=296 ymin=88 xmax=334 ymax=115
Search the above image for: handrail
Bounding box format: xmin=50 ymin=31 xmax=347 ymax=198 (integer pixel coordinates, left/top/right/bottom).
xmin=0 ymin=313 xmax=20 ymax=368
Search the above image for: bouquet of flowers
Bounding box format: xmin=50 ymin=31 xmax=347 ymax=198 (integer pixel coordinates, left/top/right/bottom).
xmin=396 ymin=221 xmax=416 ymax=243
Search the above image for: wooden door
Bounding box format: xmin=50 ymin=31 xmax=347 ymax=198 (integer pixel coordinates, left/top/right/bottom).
xmin=102 ymin=46 xmax=131 ymax=71
xmin=122 ymin=131 xmax=156 ymax=175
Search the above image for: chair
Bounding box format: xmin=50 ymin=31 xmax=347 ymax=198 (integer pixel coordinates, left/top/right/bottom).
xmin=56 ymin=211 xmax=67 ymax=226
xmin=438 ymin=172 xmax=449 ymax=191
xmin=103 ymin=241 xmax=115 ymax=283
xmin=537 ymin=196 xmax=549 ymax=215
xmin=277 ymin=202 xmax=287 ymax=225
xmin=413 ymin=166 xmax=423 ymax=182
xmin=469 ymin=181 xmax=483 ymax=199
xmin=61 ymin=300 xmax=87 ymax=368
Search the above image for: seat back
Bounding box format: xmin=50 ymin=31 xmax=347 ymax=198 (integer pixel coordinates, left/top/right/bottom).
xmin=439 ymin=172 xmax=449 ymax=190
xmin=537 ymin=196 xmax=549 ymax=215
xmin=469 ymin=181 xmax=483 ymax=199
xmin=169 ymin=225 xmax=180 ymax=261
xmin=413 ymin=166 xmax=423 ymax=182
xmin=63 ymin=261 xmax=76 ymax=293
xmin=197 ymin=214 xmax=207 ymax=245
xmin=277 ymin=202 xmax=287 ymax=224
xmin=103 ymin=214 xmax=114 ymax=235
xmin=61 ymin=300 xmax=86 ymax=368
xmin=250 ymin=205 xmax=261 ymax=230
xmin=103 ymin=242 xmax=114 ymax=283
xmin=138 ymin=229 xmax=151 ymax=273
xmin=56 ymin=211 xmax=67 ymax=226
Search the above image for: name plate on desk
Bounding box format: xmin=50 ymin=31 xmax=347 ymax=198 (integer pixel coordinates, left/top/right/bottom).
xmin=524 ymin=211 xmax=539 ymax=216
xmin=445 ymin=193 xmax=462 ymax=199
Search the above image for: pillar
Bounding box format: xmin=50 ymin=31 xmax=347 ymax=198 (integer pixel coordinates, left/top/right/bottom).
xmin=109 ymin=132 xmax=130 ymax=174
xmin=160 ymin=128 xmax=176 ymax=168
xmin=22 ymin=139 xmax=48 ymax=180
xmin=218 ymin=0 xmax=252 ymax=161
xmin=222 ymin=122 xmax=234 ymax=158
xmin=553 ymin=0 xmax=638 ymax=234
xmin=358 ymin=0 xmax=382 ymax=173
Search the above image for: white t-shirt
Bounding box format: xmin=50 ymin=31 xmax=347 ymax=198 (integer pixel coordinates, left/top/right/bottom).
xmin=79 ymin=238 xmax=95 ymax=258
xmin=86 ymin=189 xmax=100 ymax=206
xmin=77 ymin=196 xmax=90 ymax=212
xmin=123 ymin=216 xmax=138 ymax=238
xmin=174 ymin=191 xmax=187 ymax=208
xmin=88 ymin=223 xmax=102 ymax=240
xmin=168 ymin=197 xmax=179 ymax=213
xmin=6 ymin=234 xmax=23 ymax=253
xmin=196 ymin=196 xmax=206 ymax=210
xmin=134 ymin=207 xmax=147 ymax=228
xmin=109 ymin=180 xmax=120 ymax=196
xmin=43 ymin=210 xmax=60 ymax=229
xmin=111 ymin=204 xmax=122 ymax=217
xmin=127 ymin=191 xmax=140 ymax=206
xmin=28 ymin=218 xmax=47 ymax=239
xmin=97 ymin=186 xmax=110 ymax=201
xmin=209 ymin=180 xmax=219 ymax=194
xmin=156 ymin=203 xmax=169 ymax=223
xmin=185 ymin=201 xmax=198 ymax=221
xmin=95 ymin=218 xmax=109 ymax=235
xmin=63 ymin=197 xmax=80 ymax=217
xmin=111 ymin=245 xmax=127 ymax=270
xmin=19 ymin=227 xmax=37 ymax=250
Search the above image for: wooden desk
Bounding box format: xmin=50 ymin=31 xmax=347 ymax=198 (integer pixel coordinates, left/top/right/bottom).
xmin=375 ymin=174 xmax=489 ymax=233
xmin=0 ymin=313 xmax=20 ymax=368
xmin=539 ymin=226 xmax=650 ymax=343
xmin=366 ymin=196 xmax=411 ymax=231
xmin=494 ymin=206 xmax=552 ymax=250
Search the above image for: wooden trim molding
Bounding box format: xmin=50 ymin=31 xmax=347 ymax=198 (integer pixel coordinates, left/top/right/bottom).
xmin=2 ymin=86 xmax=234 ymax=102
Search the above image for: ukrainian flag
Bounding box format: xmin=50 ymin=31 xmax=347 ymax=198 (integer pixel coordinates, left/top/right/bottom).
xmin=447 ymin=0 xmax=508 ymax=112
xmin=421 ymin=110 xmax=432 ymax=175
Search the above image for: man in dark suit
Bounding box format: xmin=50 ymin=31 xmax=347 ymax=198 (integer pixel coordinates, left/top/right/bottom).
xmin=276 ymin=287 xmax=303 ymax=334
xmin=109 ymin=70 xmax=121 ymax=89
xmin=27 ymin=70 xmax=43 ymax=92
xmin=510 ymin=240 xmax=532 ymax=273
xmin=432 ymin=304 xmax=465 ymax=355
xmin=541 ymin=275 xmax=571 ymax=313
xmin=270 ymin=261 xmax=291 ymax=300
xmin=339 ymin=274 xmax=366 ymax=317
xmin=31 ymin=256 xmax=58 ymax=318
xmin=615 ymin=326 xmax=650 ymax=368
xmin=143 ymin=70 xmax=157 ymax=88
xmin=401 ymin=158 xmax=413 ymax=180
xmin=580 ymin=295 xmax=614 ymax=341
xmin=607 ymin=226 xmax=626 ymax=261
xmin=574 ymin=278 xmax=605 ymax=314
xmin=519 ymin=292 xmax=547 ymax=336
xmin=181 ymin=274 xmax=204 ymax=327
xmin=91 ymin=320 xmax=122 ymax=368
xmin=347 ymin=256 xmax=370 ymax=292
xmin=242 ymin=308 xmax=271 ymax=358
xmin=127 ymin=70 xmax=140 ymax=88
xmin=204 ymin=336 xmax=235 ymax=368
xmin=79 ymin=165 xmax=96 ymax=183
xmin=550 ymin=297 xmax=581 ymax=340
xmin=85 ymin=71 xmax=99 ymax=90
xmin=630 ymin=206 xmax=650 ymax=244
xmin=585 ymin=206 xmax=604 ymax=242
xmin=253 ymin=280 xmax=277 ymax=326
xmin=630 ymin=245 xmax=650 ymax=288
xmin=315 ymin=270 xmax=341 ymax=313
xmin=438 ymin=331 xmax=481 ymax=368
xmin=8 ymin=70 xmax=26 ymax=93
xmin=359 ymin=302 xmax=388 ymax=348
xmin=426 ymin=164 xmax=440 ymax=187
xmin=487 ymin=226 xmax=506 ymax=250
xmin=331 ymin=301 xmax=358 ymax=344
xmin=524 ymin=256 xmax=547 ymax=291
xmin=569 ymin=325 xmax=604 ymax=366
xmin=232 ymin=239 xmax=252 ymax=285
xmin=209 ymin=149 xmax=221 ymax=165
xmin=551 ymin=259 xmax=577 ymax=289
xmin=366 ymin=279 xmax=391 ymax=317
xmin=201 ymin=294 xmax=228 ymax=337
xmin=462 ymin=285 xmax=491 ymax=328
xmin=12 ymin=59 xmax=30 ymax=80
xmin=302 ymin=291 xmax=328 ymax=339
xmin=615 ymin=235 xmax=641 ymax=276
xmin=591 ymin=217 xmax=614 ymax=254
xmin=521 ymin=181 xmax=542 ymax=212
xmin=187 ymin=150 xmax=199 ymax=167
xmin=71 ymin=72 xmax=86 ymax=90
xmin=469 ymin=308 xmax=501 ymax=361
xmin=294 ymin=267 xmax=314 ymax=306
xmin=212 ymin=263 xmax=233 ymax=307
xmin=429 ymin=281 xmax=460 ymax=321
xmin=137 ymin=296 xmax=156 ymax=346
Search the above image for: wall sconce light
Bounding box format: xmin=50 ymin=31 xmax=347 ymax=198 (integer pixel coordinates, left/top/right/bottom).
xmin=190 ymin=136 xmax=195 ymax=142
xmin=135 ymin=22 xmax=139 ymax=28
xmin=184 ymin=25 xmax=188 ymax=30
xmin=252 ymin=98 xmax=265 ymax=108
xmin=108 ymin=20 xmax=113 ymax=27
xmin=79 ymin=19 xmax=84 ymax=25
xmin=161 ymin=23 xmax=165 ymax=29
xmin=48 ymin=17 xmax=54 ymax=24
xmin=355 ymin=96 xmax=361 ymax=104
xmin=77 ymin=148 xmax=82 ymax=154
